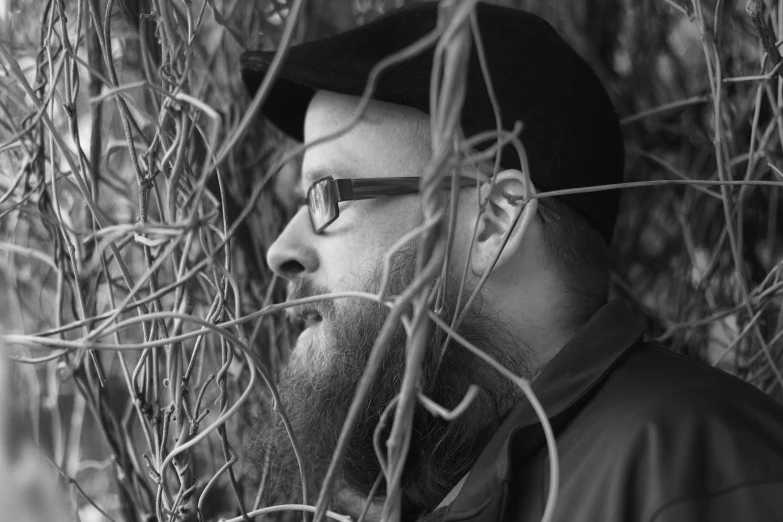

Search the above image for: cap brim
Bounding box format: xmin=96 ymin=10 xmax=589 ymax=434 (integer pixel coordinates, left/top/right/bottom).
xmin=240 ymin=58 xmax=313 ymax=141
xmin=240 ymin=4 xmax=438 ymax=140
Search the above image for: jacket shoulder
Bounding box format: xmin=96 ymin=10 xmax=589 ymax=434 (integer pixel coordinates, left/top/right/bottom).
xmin=581 ymin=341 xmax=783 ymax=459
xmin=607 ymin=342 xmax=783 ymax=421
xmin=558 ymin=342 xmax=783 ymax=521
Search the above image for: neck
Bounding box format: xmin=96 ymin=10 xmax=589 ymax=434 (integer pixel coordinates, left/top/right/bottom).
xmin=487 ymin=282 xmax=584 ymax=372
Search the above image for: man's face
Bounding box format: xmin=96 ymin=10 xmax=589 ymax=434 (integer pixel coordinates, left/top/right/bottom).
xmin=267 ymin=91 xmax=480 ymax=373
xmin=267 ymin=90 xmax=435 ymax=322
xmin=248 ymin=92 xmax=533 ymax=518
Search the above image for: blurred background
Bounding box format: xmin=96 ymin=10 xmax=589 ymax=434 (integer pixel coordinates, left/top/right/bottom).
xmin=1 ymin=0 xmax=782 ymax=520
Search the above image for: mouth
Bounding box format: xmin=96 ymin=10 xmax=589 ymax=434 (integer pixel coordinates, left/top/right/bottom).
xmin=286 ymin=306 xmax=324 ymax=340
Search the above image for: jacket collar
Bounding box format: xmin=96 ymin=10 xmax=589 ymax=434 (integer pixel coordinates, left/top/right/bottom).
xmin=444 ymin=300 xmax=645 ymax=520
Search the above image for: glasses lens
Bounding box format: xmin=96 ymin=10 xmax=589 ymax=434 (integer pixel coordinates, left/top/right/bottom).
xmin=308 ymin=178 xmax=338 ymax=233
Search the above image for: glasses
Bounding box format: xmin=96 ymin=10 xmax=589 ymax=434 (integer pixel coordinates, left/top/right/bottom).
xmin=306 ymin=175 xmax=480 ymax=233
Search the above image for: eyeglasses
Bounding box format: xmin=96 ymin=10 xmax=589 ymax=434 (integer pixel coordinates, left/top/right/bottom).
xmin=305 ymin=175 xmax=480 ymax=234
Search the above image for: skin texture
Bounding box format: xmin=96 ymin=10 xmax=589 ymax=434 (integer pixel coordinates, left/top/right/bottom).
xmin=249 ymin=91 xmax=579 ymax=519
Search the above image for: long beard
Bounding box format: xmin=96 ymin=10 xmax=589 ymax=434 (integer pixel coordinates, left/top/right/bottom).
xmin=243 ymin=250 xmax=535 ymax=519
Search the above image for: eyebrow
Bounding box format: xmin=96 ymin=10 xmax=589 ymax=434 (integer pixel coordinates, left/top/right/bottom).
xmin=301 ymin=165 xmax=364 ymax=193
xmin=301 ymin=166 xmax=338 ymax=188
xmin=294 ymin=167 xmax=338 ymax=203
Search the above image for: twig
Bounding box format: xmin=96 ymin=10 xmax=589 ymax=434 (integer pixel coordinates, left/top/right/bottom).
xmin=747 ymin=0 xmax=783 ymax=80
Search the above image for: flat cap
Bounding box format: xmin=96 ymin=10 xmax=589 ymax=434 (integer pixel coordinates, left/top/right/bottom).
xmin=241 ymin=2 xmax=624 ymax=243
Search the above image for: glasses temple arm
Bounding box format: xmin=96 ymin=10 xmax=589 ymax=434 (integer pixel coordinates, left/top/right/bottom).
xmin=339 ymin=176 xmax=482 ymax=201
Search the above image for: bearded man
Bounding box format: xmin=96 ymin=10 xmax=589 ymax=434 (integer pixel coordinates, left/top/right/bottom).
xmin=239 ymin=3 xmax=783 ymax=522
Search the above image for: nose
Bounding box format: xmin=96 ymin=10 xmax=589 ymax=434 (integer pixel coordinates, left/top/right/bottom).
xmin=266 ymin=207 xmax=320 ymax=280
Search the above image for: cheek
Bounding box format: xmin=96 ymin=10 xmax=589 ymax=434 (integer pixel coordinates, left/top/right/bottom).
xmin=320 ymin=199 xmax=422 ymax=287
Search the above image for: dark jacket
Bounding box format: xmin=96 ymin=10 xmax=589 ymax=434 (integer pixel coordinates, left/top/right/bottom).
xmin=440 ymin=301 xmax=783 ymax=522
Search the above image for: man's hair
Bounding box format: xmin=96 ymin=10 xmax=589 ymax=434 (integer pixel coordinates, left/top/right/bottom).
xmin=475 ymin=159 xmax=610 ymax=325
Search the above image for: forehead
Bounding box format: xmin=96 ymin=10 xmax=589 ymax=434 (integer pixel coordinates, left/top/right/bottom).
xmin=301 ymin=91 xmax=431 ymax=184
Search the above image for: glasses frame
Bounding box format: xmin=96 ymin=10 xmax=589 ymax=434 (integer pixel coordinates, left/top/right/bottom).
xmin=306 ymin=175 xmax=481 ymax=234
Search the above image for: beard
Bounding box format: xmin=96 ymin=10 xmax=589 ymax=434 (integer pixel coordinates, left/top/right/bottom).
xmin=243 ymin=248 xmax=536 ymax=520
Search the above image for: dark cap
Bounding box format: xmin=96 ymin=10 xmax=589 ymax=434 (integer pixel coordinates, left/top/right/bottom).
xmin=241 ymin=2 xmax=624 ymax=243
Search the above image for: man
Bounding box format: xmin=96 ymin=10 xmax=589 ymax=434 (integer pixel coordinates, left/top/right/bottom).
xmin=240 ymin=2 xmax=783 ymax=521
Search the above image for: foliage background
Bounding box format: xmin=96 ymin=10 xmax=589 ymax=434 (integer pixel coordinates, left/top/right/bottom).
xmin=1 ymin=0 xmax=782 ymax=521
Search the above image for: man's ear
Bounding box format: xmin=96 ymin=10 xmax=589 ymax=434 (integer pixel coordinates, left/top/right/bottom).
xmin=471 ymin=169 xmax=537 ymax=275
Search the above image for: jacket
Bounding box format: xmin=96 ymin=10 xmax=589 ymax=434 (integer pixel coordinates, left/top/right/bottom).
xmin=439 ymin=300 xmax=783 ymax=522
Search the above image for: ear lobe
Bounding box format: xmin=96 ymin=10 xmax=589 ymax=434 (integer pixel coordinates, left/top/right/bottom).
xmin=471 ymin=169 xmax=536 ymax=276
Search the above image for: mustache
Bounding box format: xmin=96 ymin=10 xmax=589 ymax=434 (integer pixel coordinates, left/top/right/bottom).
xmin=284 ymin=279 xmax=337 ymax=321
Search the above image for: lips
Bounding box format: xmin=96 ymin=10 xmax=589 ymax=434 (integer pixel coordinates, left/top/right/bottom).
xmin=286 ymin=305 xmax=323 ymax=340
xmin=301 ymin=311 xmax=322 ymax=329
